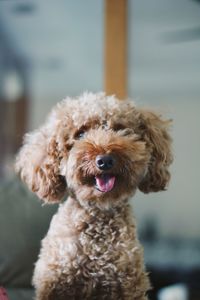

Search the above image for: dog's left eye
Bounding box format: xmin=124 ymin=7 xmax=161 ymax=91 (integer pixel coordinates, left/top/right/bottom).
xmin=112 ymin=124 xmax=126 ymax=131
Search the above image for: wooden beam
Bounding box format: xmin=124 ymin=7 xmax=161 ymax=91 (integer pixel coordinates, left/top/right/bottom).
xmin=104 ymin=0 xmax=127 ymax=99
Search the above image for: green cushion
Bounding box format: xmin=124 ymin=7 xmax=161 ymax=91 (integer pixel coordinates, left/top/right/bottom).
xmin=7 ymin=288 xmax=35 ymax=300
xmin=0 ymin=177 xmax=57 ymax=289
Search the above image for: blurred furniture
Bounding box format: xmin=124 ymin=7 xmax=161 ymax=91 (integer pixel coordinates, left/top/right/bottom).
xmin=144 ymin=241 xmax=200 ymax=300
xmin=0 ymin=22 xmax=29 ymax=179
xmin=0 ymin=287 xmax=9 ymax=300
xmin=0 ymin=177 xmax=57 ymax=300
xmin=104 ymin=0 xmax=127 ymax=99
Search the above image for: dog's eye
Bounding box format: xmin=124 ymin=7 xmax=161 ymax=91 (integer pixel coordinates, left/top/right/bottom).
xmin=76 ymin=131 xmax=85 ymax=139
xmin=74 ymin=129 xmax=85 ymax=139
xmin=78 ymin=131 xmax=85 ymax=139
xmin=112 ymin=124 xmax=126 ymax=131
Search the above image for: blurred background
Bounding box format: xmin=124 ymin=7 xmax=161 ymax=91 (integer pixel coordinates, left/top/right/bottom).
xmin=0 ymin=0 xmax=199 ymax=299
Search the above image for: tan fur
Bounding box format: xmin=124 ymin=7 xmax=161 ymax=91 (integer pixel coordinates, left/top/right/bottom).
xmin=15 ymin=92 xmax=173 ymax=299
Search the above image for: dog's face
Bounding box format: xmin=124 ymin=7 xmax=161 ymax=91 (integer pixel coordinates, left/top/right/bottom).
xmin=16 ymin=93 xmax=173 ymax=208
xmin=64 ymin=120 xmax=149 ymax=207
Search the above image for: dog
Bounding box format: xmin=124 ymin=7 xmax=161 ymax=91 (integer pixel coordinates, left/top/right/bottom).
xmin=16 ymin=92 xmax=173 ymax=300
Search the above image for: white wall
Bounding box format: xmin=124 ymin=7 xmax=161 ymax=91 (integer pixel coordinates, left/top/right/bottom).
xmin=0 ymin=0 xmax=104 ymax=129
xmin=129 ymin=0 xmax=200 ymax=239
xmin=29 ymin=1 xmax=103 ymax=129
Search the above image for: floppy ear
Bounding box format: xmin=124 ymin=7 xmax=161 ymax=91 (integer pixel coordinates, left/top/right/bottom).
xmin=15 ymin=124 xmax=67 ymax=203
xmin=137 ymin=109 xmax=173 ymax=193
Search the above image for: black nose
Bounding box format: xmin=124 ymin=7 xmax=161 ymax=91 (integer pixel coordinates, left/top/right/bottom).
xmin=95 ymin=155 xmax=115 ymax=171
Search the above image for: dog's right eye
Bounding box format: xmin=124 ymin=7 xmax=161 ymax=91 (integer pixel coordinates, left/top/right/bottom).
xmin=77 ymin=131 xmax=85 ymax=139
xmin=74 ymin=129 xmax=85 ymax=140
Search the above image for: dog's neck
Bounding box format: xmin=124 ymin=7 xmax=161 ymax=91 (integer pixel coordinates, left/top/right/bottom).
xmin=67 ymin=187 xmax=135 ymax=212
xmin=64 ymin=195 xmax=134 ymax=226
xmin=68 ymin=193 xmax=129 ymax=212
xmin=53 ymin=196 xmax=138 ymax=248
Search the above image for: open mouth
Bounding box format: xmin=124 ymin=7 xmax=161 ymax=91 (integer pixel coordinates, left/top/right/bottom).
xmin=95 ymin=174 xmax=116 ymax=193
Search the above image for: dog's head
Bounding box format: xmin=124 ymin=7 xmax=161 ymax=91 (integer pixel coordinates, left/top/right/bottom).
xmin=16 ymin=93 xmax=173 ymax=208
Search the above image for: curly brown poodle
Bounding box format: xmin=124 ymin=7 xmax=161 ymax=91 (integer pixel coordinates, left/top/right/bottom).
xmin=16 ymin=92 xmax=173 ymax=300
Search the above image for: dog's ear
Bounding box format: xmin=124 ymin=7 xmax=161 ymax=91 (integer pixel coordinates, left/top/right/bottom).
xmin=136 ymin=109 xmax=173 ymax=193
xmin=15 ymin=123 xmax=67 ymax=203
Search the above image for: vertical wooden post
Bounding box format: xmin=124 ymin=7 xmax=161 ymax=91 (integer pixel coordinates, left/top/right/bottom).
xmin=104 ymin=0 xmax=127 ymax=100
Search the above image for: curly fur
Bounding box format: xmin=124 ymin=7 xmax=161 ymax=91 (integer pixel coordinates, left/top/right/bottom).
xmin=16 ymin=92 xmax=173 ymax=300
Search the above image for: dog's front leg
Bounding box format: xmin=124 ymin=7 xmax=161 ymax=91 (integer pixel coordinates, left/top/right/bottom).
xmin=33 ymin=262 xmax=77 ymax=300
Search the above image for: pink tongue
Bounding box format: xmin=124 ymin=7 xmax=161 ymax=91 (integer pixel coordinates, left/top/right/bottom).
xmin=95 ymin=175 xmax=115 ymax=192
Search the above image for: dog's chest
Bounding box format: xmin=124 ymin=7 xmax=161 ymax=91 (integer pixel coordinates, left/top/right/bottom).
xmin=43 ymin=204 xmax=146 ymax=299
xmin=77 ymin=209 xmax=139 ymax=277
